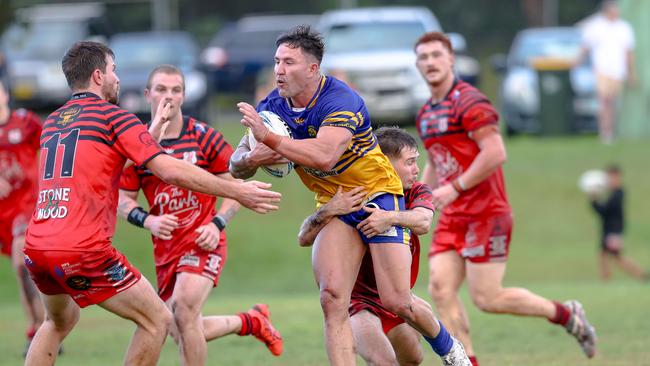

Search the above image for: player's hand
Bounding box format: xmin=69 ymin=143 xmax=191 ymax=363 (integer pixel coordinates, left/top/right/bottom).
xmin=149 ymin=99 xmax=172 ymax=142
xmin=431 ymin=183 xmax=460 ymax=208
xmin=0 ymin=177 xmax=12 ymax=199
xmin=195 ymin=223 xmax=220 ymax=251
xmin=324 ymin=186 xmax=367 ymax=216
xmin=144 ymin=214 xmax=179 ymax=240
xmin=237 ymin=102 xmax=270 ymax=143
xmin=236 ymin=180 xmax=282 ymax=213
xmin=246 ymin=141 xmax=288 ymax=167
xmin=357 ymin=206 xmax=394 ymax=238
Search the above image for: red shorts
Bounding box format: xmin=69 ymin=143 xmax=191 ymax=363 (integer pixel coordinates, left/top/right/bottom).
xmin=349 ymin=297 xmax=404 ymax=335
xmin=430 ymin=212 xmax=513 ymax=263
xmin=156 ymin=243 xmax=228 ymax=302
xmin=0 ymin=206 xmax=32 ymax=257
xmin=23 ymin=246 xmax=141 ymax=308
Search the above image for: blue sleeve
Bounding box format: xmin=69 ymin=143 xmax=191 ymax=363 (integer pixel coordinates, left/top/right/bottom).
xmin=319 ymin=90 xmax=366 ymax=134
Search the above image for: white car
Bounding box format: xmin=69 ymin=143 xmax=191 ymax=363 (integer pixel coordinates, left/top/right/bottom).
xmin=318 ymin=6 xmax=478 ymax=124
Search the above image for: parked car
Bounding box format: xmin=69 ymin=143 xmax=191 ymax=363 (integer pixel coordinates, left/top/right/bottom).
xmin=201 ymin=14 xmax=320 ymax=95
xmin=318 ymin=6 xmax=478 ymax=124
xmin=0 ymin=2 xmax=112 ymax=109
xmin=110 ymin=31 xmax=208 ymax=121
xmin=492 ymin=27 xmax=598 ymax=135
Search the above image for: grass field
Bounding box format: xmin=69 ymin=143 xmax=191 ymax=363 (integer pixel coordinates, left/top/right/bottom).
xmin=1 ymin=122 xmax=649 ymax=365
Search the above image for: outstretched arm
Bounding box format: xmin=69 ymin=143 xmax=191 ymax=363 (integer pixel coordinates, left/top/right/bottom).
xmin=146 ymin=153 xmax=281 ymax=214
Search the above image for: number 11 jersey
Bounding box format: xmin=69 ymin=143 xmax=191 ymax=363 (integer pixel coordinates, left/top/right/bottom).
xmin=25 ymin=92 xmax=164 ymax=251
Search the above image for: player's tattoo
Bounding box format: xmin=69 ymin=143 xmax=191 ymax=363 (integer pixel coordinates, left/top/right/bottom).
xmin=219 ymin=206 xmax=238 ymax=224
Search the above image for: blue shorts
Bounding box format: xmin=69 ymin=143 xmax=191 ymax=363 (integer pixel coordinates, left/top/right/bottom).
xmin=339 ymin=193 xmax=410 ymax=245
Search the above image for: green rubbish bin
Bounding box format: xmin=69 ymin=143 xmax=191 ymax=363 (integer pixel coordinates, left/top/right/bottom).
xmin=531 ymin=57 xmax=575 ymax=136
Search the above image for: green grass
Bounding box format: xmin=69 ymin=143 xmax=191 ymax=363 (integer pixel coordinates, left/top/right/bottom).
xmin=1 ymin=123 xmax=649 ymax=365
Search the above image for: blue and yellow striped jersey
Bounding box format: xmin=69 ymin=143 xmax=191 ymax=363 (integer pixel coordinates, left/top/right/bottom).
xmin=257 ymin=76 xmax=403 ymax=205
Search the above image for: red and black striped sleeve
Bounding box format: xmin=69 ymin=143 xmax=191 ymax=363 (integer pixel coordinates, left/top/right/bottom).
xmin=405 ymin=182 xmax=436 ymax=212
xmin=107 ymin=106 xmax=164 ymax=166
xmin=457 ymin=87 xmax=499 ymax=132
xmin=197 ymin=123 xmax=234 ymax=175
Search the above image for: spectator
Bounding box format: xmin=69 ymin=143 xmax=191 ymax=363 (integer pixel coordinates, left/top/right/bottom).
xmin=580 ymin=0 xmax=636 ymax=144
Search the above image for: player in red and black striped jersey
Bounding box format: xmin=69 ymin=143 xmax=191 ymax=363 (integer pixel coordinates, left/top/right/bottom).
xmin=23 ymin=42 xmax=281 ymax=366
xmin=414 ymin=32 xmax=597 ymax=364
xmin=118 ymin=66 xmax=282 ymax=365
xmin=0 ymin=79 xmax=45 ymax=352
xmin=298 ymin=127 xmax=472 ymax=366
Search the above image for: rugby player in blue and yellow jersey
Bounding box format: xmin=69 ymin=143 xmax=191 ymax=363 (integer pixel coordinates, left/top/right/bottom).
xmin=230 ymin=25 xmax=470 ymax=366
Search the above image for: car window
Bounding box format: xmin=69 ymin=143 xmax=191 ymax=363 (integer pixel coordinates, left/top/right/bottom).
xmin=112 ymin=37 xmax=196 ymax=69
xmin=3 ymin=21 xmax=85 ymax=60
xmin=511 ymin=32 xmax=582 ymax=66
xmin=325 ymin=21 xmax=426 ymax=53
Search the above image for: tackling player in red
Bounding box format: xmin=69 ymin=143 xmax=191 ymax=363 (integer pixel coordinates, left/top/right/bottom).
xmin=118 ymin=65 xmax=282 ymax=365
xmin=414 ymin=32 xmax=597 ymax=365
xmin=0 ymin=79 xmax=45 ymax=355
xmin=22 ymin=41 xmax=281 ymax=366
xmin=298 ymin=127 xmax=442 ymax=365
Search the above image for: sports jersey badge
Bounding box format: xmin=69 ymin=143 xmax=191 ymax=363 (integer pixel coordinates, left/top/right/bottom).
xmin=57 ymin=106 xmax=82 ymax=127
xmin=438 ymin=117 xmax=448 ymax=133
xmin=8 ymin=129 xmax=22 ymax=144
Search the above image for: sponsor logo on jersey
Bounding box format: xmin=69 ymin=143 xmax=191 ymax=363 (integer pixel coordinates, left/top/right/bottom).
xmin=66 ymin=275 xmax=91 ymax=290
xmin=179 ymin=254 xmax=200 ymax=267
xmin=431 ymin=143 xmax=460 ymax=182
xmin=461 ymin=246 xmax=485 ymax=258
xmin=8 ymin=129 xmax=22 ymax=144
xmin=153 ymin=185 xmax=202 ymax=228
xmin=302 ymin=166 xmax=339 ymax=178
xmin=104 ymin=262 xmax=127 ymax=282
xmin=57 ymin=106 xmax=82 ymax=127
xmin=36 ymin=188 xmax=71 ymax=220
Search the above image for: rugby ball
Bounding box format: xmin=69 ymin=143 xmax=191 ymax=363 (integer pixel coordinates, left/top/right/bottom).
xmin=248 ymin=110 xmax=293 ymax=178
xmin=578 ymin=169 xmax=608 ymax=194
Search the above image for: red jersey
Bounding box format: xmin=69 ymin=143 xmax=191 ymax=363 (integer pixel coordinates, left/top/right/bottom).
xmin=0 ymin=109 xmax=41 ymax=212
xmin=120 ymin=116 xmax=234 ymax=267
xmin=352 ymin=182 xmax=435 ymax=300
xmin=416 ymin=80 xmax=510 ymax=217
xmin=25 ymin=92 xmax=164 ymax=251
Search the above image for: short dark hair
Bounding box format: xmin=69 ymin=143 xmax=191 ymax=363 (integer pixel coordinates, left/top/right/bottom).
xmin=414 ymin=32 xmax=453 ymax=54
xmin=276 ymin=25 xmax=325 ymax=64
xmin=146 ymin=64 xmax=185 ymax=90
xmin=62 ymin=41 xmax=115 ymax=90
xmin=375 ymin=126 xmax=418 ymax=158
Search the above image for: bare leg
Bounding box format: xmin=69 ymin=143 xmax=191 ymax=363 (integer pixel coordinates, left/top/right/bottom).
xmin=615 ymin=255 xmax=647 ymax=281
xmin=99 ymin=276 xmax=173 ymax=366
xmin=350 ymin=310 xmax=398 ymax=366
xmin=24 ymin=294 xmax=79 ymax=366
xmin=428 ymin=252 xmax=474 ymax=356
xmin=203 ymin=315 xmax=242 ymax=340
xmin=465 ymin=262 xmax=555 ymax=318
xmin=312 ymin=218 xmax=366 ymax=366
xmin=386 ymin=323 xmax=423 ymax=366
xmin=598 ymin=95 xmax=615 ymax=143
xmin=11 ymin=234 xmax=44 ymax=334
xmin=167 ymin=272 xmax=213 ymax=366
xmin=370 ymin=244 xmax=441 ymax=338
xmin=599 ymin=252 xmax=612 ymax=281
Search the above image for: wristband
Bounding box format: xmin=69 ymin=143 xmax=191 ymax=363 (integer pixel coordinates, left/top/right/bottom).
xmin=127 ymin=207 xmax=149 ymax=228
xmin=211 ymin=215 xmax=227 ymax=231
xmin=262 ymin=130 xmax=282 ymax=149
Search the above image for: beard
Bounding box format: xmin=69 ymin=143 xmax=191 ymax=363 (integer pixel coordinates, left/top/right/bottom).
xmin=103 ymin=82 xmax=120 ymax=105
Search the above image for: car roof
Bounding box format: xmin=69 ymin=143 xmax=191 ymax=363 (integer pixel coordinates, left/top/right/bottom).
xmin=320 ymin=6 xmax=439 ymax=25
xmin=110 ymin=31 xmax=196 ymax=43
